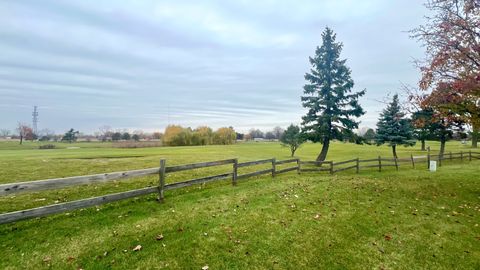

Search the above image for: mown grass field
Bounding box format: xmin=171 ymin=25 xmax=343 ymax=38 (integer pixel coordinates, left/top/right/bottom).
xmin=0 ymin=141 xmax=479 ymax=269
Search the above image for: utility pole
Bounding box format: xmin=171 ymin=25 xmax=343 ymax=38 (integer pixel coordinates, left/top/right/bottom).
xmin=32 ymin=105 xmax=39 ymax=136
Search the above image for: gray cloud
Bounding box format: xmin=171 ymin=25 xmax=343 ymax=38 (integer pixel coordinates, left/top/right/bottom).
xmin=0 ymin=0 xmax=426 ymax=134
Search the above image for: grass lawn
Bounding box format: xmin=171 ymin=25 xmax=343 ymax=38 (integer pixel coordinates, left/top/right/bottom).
xmin=0 ymin=141 xmax=479 ymax=269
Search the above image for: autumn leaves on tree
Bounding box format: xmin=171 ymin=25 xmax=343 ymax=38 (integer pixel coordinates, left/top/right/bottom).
xmin=162 ymin=125 xmax=236 ymax=146
xmin=411 ymin=0 xmax=480 ymax=150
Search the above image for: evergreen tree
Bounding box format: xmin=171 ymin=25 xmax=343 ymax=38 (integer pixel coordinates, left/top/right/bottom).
xmin=62 ymin=128 xmax=79 ymax=143
xmin=411 ymin=108 xmax=435 ymax=151
xmin=121 ymin=132 xmax=131 ymax=140
xmin=111 ymin=132 xmax=122 ymax=141
xmin=363 ymin=128 xmax=376 ymax=143
xmin=375 ymin=94 xmax=415 ymax=158
xmin=132 ymin=134 xmax=140 ymax=142
xmin=280 ymin=124 xmax=305 ymax=157
xmin=301 ymin=27 xmax=365 ymax=161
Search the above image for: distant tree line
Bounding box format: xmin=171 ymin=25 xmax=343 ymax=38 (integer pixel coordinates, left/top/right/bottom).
xmin=243 ymin=126 xmax=284 ymax=141
xmin=95 ymin=125 xmax=158 ymax=142
xmin=162 ymin=125 xmax=236 ymax=146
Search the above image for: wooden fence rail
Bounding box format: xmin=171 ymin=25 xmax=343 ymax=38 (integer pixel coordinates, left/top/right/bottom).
xmin=1 ymin=151 xmax=479 ymax=225
xmin=165 ymin=159 xmax=236 ymax=172
xmin=0 ymin=187 xmax=159 ymax=224
xmin=332 ymin=158 xmax=357 ymax=166
xmin=238 ymin=169 xmax=273 ymax=180
xmin=237 ymin=158 xmax=273 ymax=168
xmin=0 ymin=167 xmax=160 ymax=196
xmin=275 ymin=158 xmax=299 ymax=165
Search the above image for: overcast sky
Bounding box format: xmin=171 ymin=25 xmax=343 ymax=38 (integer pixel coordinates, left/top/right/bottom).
xmin=0 ymin=0 xmax=427 ymax=134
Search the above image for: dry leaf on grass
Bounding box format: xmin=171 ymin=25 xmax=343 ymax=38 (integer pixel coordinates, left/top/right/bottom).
xmin=202 ymin=265 xmax=209 ymax=270
xmin=133 ymin=245 xmax=142 ymax=251
xmin=156 ymin=234 xmax=164 ymax=241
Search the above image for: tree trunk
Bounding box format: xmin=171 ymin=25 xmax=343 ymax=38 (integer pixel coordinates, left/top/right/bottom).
xmin=439 ymin=137 xmax=446 ymax=160
xmin=392 ymin=144 xmax=397 ymax=158
xmin=472 ymin=125 xmax=479 ymax=148
xmin=19 ymin=135 xmax=23 ymax=145
xmin=316 ymin=137 xmax=330 ymax=161
xmin=421 ymin=140 xmax=426 ymax=151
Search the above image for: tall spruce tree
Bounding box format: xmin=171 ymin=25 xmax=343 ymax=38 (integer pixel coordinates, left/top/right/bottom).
xmin=375 ymin=94 xmax=415 ymax=158
xmin=301 ymin=27 xmax=365 ymax=161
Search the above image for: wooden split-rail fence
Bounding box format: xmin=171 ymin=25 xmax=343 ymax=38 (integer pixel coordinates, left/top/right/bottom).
xmin=0 ymin=151 xmax=479 ymax=224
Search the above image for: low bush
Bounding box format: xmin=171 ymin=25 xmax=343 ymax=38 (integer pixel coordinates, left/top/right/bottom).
xmin=38 ymin=144 xmax=56 ymax=149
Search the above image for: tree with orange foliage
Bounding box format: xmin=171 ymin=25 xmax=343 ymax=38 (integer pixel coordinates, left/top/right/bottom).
xmin=213 ymin=127 xmax=236 ymax=145
xmin=192 ymin=126 xmax=213 ymax=145
xmin=162 ymin=125 xmax=190 ymax=146
xmin=411 ymin=0 xmax=480 ymax=147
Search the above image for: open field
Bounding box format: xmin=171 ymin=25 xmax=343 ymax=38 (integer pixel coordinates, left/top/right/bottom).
xmin=0 ymin=141 xmax=479 ymax=269
xmin=0 ymin=140 xmax=475 ymax=184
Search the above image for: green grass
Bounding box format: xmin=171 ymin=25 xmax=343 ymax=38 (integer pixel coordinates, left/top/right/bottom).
xmin=0 ymin=141 xmax=479 ymax=269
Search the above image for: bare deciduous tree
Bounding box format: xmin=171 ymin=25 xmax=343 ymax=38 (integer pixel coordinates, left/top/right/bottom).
xmin=16 ymin=123 xmax=33 ymax=145
xmin=0 ymin=129 xmax=11 ymax=138
xmin=98 ymin=125 xmax=112 ymax=142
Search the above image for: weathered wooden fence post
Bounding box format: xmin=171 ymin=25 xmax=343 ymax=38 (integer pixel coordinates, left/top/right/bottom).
xmin=329 ymin=161 xmax=334 ymax=174
xmin=449 ymin=151 xmax=453 ymax=160
xmin=296 ymin=158 xmax=301 ymax=174
xmin=272 ymin=158 xmax=276 ymax=178
xmin=410 ymin=154 xmax=415 ymax=169
xmin=158 ymin=159 xmax=166 ymax=203
xmin=469 ymin=151 xmax=472 ymax=161
xmin=378 ymin=156 xmax=382 ymax=172
xmin=232 ymin=158 xmax=238 ymax=186
xmin=356 ymin=158 xmax=359 ymax=173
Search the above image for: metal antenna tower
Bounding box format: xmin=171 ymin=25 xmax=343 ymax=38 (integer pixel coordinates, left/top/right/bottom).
xmin=32 ymin=106 xmax=39 ymax=135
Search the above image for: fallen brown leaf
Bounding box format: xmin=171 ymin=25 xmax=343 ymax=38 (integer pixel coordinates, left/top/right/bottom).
xmin=384 ymin=234 xmax=392 ymax=241
xmin=156 ymin=234 xmax=164 ymax=241
xmin=133 ymin=245 xmax=142 ymax=251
